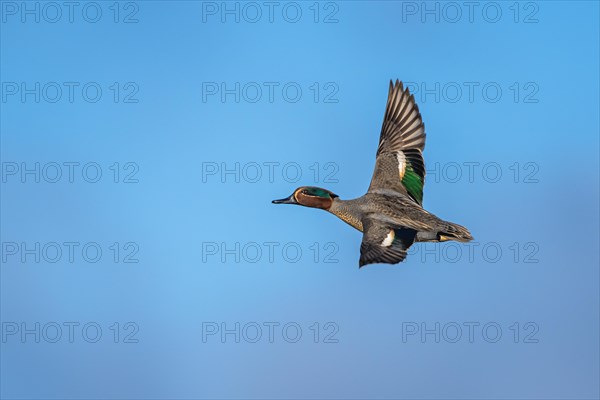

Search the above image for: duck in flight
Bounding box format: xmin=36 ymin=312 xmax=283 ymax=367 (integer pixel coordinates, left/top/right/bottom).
xmin=273 ymin=80 xmax=473 ymax=267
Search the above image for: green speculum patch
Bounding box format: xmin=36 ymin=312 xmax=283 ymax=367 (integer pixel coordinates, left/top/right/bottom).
xmin=402 ymin=168 xmax=423 ymax=204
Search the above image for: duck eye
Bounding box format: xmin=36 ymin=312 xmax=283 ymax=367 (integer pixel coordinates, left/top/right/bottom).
xmin=302 ymin=190 xmax=309 ymax=195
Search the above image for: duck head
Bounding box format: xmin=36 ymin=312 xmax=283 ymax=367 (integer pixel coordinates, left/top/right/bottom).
xmin=272 ymin=186 xmax=339 ymax=210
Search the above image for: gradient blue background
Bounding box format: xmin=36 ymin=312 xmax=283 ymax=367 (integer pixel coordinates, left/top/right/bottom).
xmin=1 ymin=1 xmax=599 ymax=399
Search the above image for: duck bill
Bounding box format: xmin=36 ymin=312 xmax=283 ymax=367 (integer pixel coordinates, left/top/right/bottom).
xmin=272 ymin=194 xmax=297 ymax=204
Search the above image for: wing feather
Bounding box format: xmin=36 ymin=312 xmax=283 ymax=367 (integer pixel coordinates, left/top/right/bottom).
xmin=369 ymin=80 xmax=427 ymax=205
xmin=359 ymin=218 xmax=417 ymax=267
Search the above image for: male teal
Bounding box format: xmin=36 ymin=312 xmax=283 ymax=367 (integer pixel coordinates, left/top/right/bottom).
xmin=273 ymin=80 xmax=473 ymax=267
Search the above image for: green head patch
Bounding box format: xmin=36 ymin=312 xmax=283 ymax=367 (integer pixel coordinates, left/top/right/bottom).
xmin=300 ymin=187 xmax=339 ymax=199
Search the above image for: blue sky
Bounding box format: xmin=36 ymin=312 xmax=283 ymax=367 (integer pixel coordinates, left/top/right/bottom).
xmin=1 ymin=1 xmax=599 ymax=399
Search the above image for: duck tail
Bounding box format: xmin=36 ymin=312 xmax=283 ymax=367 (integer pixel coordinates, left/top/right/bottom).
xmin=438 ymin=221 xmax=474 ymax=242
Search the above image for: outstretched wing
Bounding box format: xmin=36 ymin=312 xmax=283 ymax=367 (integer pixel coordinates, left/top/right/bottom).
xmin=359 ymin=218 xmax=417 ymax=267
xmin=368 ymin=80 xmax=426 ymax=205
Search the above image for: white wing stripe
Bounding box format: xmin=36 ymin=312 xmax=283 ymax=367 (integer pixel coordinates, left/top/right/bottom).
xmin=396 ymin=151 xmax=406 ymax=179
xmin=381 ymin=230 xmax=395 ymax=247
